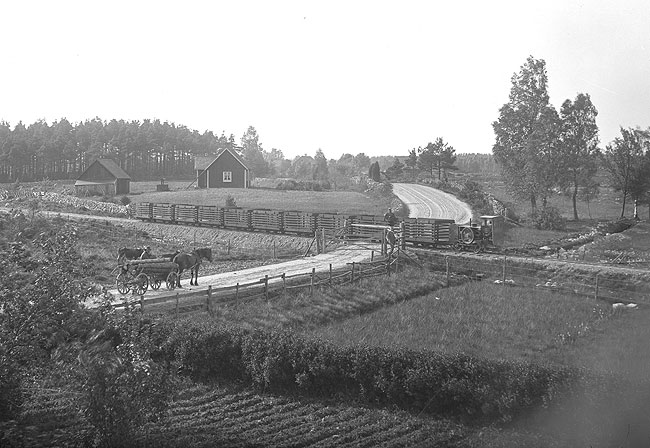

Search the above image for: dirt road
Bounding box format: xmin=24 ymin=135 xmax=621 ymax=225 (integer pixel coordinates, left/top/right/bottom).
xmin=101 ymin=243 xmax=380 ymax=305
xmin=392 ymin=183 xmax=472 ymax=223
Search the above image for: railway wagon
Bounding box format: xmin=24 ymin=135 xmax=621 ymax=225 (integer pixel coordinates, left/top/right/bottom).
xmin=133 ymin=201 xmax=505 ymax=252
xmin=223 ymin=207 xmax=251 ymax=230
xmin=283 ymin=210 xmax=317 ymax=235
xmin=250 ymin=209 xmax=284 ymax=232
xmin=402 ymin=217 xmax=456 ymax=247
xmin=135 ymin=202 xmax=153 ymax=220
xmin=316 ymin=213 xmax=350 ymax=235
xmin=197 ymin=205 xmax=224 ymax=227
xmin=175 ymin=204 xmax=199 ymax=224
xmin=151 ymin=203 xmax=175 ymax=222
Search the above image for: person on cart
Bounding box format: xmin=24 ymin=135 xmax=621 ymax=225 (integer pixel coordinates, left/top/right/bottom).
xmin=383 ymin=208 xmax=398 ymax=228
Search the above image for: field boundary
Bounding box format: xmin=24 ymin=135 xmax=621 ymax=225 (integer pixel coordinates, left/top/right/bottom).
xmin=419 ymin=250 xmax=650 ymax=305
xmin=113 ymin=253 xmax=402 ymax=316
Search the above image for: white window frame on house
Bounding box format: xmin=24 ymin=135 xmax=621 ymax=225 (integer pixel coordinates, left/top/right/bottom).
xmin=223 ymin=171 xmax=232 ymax=182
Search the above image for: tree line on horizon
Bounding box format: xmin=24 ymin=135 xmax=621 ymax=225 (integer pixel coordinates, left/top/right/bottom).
xmin=0 ymin=118 xmax=394 ymax=190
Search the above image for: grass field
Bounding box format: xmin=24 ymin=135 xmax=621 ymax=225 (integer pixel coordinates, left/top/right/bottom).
xmin=306 ymin=281 xmax=617 ymax=367
xmin=128 ymin=180 xmax=393 ymax=216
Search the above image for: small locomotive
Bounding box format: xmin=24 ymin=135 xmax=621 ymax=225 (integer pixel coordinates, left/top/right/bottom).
xmin=453 ymin=215 xmax=505 ymax=253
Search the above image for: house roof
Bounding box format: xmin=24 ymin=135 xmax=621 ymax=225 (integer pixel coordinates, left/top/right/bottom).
xmin=194 ymin=148 xmax=249 ymax=172
xmin=82 ymin=159 xmax=131 ymax=179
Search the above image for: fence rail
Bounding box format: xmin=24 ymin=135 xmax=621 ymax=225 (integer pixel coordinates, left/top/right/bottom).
xmin=424 ymin=252 xmax=650 ymax=305
xmin=115 ymin=253 xmax=401 ymax=316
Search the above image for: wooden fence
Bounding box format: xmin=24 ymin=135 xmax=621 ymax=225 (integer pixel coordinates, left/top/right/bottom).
xmin=423 ymin=252 xmax=650 ymax=305
xmin=115 ymin=253 xmax=402 ymax=316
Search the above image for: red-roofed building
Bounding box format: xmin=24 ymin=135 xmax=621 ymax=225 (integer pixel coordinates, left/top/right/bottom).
xmin=195 ymin=148 xmax=250 ymax=189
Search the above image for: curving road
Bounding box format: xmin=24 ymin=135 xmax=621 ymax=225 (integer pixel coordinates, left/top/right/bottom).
xmin=392 ymin=183 xmax=472 ymax=224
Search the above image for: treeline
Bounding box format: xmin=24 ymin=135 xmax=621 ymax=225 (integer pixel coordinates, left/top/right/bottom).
xmin=455 ymin=153 xmax=499 ymax=175
xmin=493 ymin=56 xmax=650 ymax=221
xmin=0 ymin=118 xmax=237 ymax=182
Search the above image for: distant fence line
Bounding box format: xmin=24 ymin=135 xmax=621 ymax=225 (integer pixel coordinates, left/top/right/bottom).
xmin=423 ymin=251 xmax=650 ymax=305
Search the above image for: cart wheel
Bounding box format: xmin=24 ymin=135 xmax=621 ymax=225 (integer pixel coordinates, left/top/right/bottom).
xmin=150 ymin=277 xmax=162 ymax=290
xmin=134 ymin=273 xmax=149 ymax=295
xmin=166 ymin=272 xmax=178 ymax=290
xmin=116 ymin=273 xmax=129 ymax=295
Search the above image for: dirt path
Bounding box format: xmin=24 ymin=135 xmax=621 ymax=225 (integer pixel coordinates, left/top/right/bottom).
xmin=392 ymin=183 xmax=472 ymax=223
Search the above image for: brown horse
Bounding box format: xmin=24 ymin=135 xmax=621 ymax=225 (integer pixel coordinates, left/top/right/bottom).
xmin=172 ymin=248 xmax=213 ymax=287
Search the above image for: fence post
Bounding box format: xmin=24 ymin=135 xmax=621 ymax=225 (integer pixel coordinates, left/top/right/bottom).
xmin=264 ymin=275 xmax=269 ymax=301
xmin=310 ymin=268 xmax=315 ymax=296
xmin=228 ymin=239 xmax=231 ymax=255
xmin=207 ymin=285 xmax=212 ymax=314
xmin=445 ymin=256 xmax=450 ymax=287
xmin=282 ymin=273 xmax=286 ymax=297
xmin=381 ymin=229 xmax=387 ymax=256
xmin=351 ymin=262 xmax=355 ymax=282
xmin=502 ymin=255 xmax=507 ymax=286
xmin=400 ymin=222 xmax=406 ymax=250
xmin=140 ymin=295 xmax=144 ymax=312
xmin=175 ymin=292 xmax=179 ymax=317
xmin=595 ymin=274 xmax=599 ymax=300
xmin=371 ymin=250 xmax=374 ymax=262
xmin=321 ymin=228 xmax=326 ymax=254
xmin=235 ymin=283 xmax=239 ymax=301
xmin=329 ymin=263 xmax=332 ymax=286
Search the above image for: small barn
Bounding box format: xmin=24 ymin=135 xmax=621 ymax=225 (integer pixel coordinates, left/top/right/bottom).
xmin=195 ymin=148 xmax=250 ymax=189
xmin=75 ymin=159 xmax=131 ymax=196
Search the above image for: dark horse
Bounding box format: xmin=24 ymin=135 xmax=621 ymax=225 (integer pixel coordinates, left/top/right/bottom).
xmin=117 ymin=246 xmax=154 ymax=264
xmin=172 ymin=248 xmax=213 ymax=287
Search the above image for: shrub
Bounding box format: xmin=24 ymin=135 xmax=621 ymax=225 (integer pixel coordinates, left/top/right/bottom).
xmin=225 ymin=194 xmax=237 ymax=207
xmin=532 ymin=207 xmax=566 ymax=230
xmin=0 ymin=351 xmax=21 ymax=421
xmin=159 ymin=322 xmax=620 ymax=424
xmin=119 ymin=195 xmax=131 ymax=206
xmin=78 ymin=300 xmax=176 ymax=446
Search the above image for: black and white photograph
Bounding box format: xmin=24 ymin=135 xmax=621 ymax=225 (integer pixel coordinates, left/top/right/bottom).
xmin=2 ymin=1 xmax=650 ymax=446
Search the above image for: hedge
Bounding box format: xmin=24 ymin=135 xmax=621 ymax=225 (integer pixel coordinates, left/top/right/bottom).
xmin=155 ymin=322 xmax=631 ymax=425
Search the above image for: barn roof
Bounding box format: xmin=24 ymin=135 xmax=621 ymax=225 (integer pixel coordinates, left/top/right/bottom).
xmin=194 ymin=148 xmax=249 ymax=172
xmin=79 ymin=159 xmax=131 ymax=180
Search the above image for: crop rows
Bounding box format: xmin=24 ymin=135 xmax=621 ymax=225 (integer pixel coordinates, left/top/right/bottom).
xmin=135 ymin=384 xmax=467 ymax=447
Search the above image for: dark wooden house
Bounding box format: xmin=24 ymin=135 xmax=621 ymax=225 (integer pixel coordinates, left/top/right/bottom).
xmin=195 ymin=148 xmax=250 ymax=189
xmin=75 ymin=159 xmax=131 ymax=196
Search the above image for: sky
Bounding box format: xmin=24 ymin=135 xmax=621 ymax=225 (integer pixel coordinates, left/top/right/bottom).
xmin=2 ymin=0 xmax=650 ymax=161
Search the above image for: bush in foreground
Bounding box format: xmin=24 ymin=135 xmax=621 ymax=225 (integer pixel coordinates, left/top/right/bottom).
xmin=158 ymin=321 xmax=630 ymax=425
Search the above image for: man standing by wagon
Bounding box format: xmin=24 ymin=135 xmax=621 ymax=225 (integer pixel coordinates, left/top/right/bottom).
xmin=383 ymin=208 xmax=398 ymax=228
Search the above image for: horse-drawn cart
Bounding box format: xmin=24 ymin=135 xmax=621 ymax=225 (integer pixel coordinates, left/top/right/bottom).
xmin=116 ymin=258 xmax=180 ymax=295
